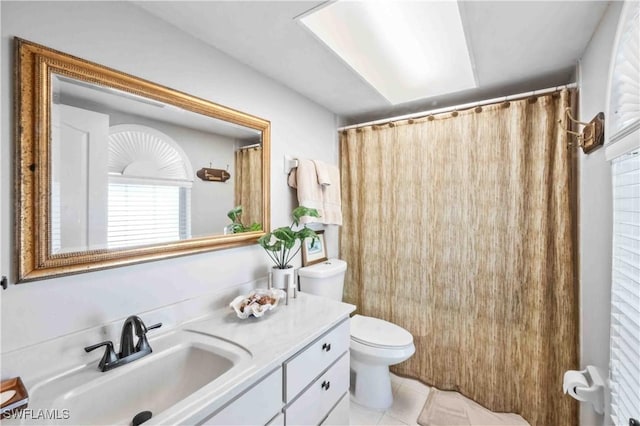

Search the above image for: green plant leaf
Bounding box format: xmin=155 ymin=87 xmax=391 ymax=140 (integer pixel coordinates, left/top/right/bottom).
xmin=228 ymin=223 xmax=243 ymax=234
xmin=292 ymin=206 xmax=320 ymax=226
xmin=257 ymin=233 xmax=274 ymax=249
xmin=272 ymin=227 xmax=296 ymax=249
xmin=272 ymin=227 xmax=295 ymax=241
xmin=227 ymin=205 xmax=243 ymax=222
xmin=295 ymin=227 xmax=317 ymax=241
xmin=226 ymin=206 xmax=262 ymax=233
xmin=248 ymin=223 xmax=262 ymax=231
xmin=258 ymin=207 xmax=322 ymax=268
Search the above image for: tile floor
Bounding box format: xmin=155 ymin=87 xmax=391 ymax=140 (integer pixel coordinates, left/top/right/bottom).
xmin=349 ymin=373 xmax=430 ymax=426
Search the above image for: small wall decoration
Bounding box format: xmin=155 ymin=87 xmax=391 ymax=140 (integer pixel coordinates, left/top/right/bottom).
xmin=301 ymin=230 xmax=327 ymax=266
xmin=197 ymin=166 xmax=230 ymax=182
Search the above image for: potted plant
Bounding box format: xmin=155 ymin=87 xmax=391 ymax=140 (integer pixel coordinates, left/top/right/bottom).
xmin=226 ymin=206 xmax=262 ymax=234
xmin=257 ymin=206 xmax=319 ymax=288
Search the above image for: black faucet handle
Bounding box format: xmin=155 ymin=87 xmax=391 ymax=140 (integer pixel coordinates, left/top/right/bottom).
xmin=134 ymin=321 xmax=161 ymax=336
xmin=84 ymin=341 xmax=118 ymax=371
xmin=135 ymin=323 xmax=162 ymax=353
xmin=146 ymin=322 xmax=162 ymax=332
xmin=85 ymin=340 xmax=114 ymax=353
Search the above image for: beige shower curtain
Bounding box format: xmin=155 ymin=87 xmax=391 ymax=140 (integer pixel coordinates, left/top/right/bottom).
xmin=234 ymin=146 xmax=262 ymax=227
xmin=340 ymin=91 xmax=577 ymax=426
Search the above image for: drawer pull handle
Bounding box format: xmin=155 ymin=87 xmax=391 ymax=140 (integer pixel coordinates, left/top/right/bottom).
xmin=322 ymin=343 xmax=331 ymax=352
xmin=321 ymin=380 xmax=331 ymax=391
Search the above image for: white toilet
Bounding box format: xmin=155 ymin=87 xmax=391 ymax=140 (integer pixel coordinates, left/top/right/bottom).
xmin=298 ymin=259 xmax=415 ymax=410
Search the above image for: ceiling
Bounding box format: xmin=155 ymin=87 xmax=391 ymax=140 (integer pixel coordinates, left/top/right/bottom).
xmin=135 ymin=1 xmax=609 ymax=125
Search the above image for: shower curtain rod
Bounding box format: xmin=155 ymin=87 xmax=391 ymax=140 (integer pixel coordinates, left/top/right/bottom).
xmin=337 ymin=83 xmax=577 ymax=131
xmin=237 ymin=143 xmax=261 ymax=150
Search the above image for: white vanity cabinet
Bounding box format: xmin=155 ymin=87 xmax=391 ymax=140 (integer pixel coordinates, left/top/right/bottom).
xmin=199 ymin=367 xmax=283 ymax=426
xmin=284 ymin=354 xmax=349 ymax=425
xmin=283 ymin=319 xmax=351 ymax=426
xmin=199 ymin=318 xmax=351 ymax=426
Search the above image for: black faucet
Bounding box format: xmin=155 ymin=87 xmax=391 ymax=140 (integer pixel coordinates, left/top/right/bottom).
xmin=84 ymin=316 xmax=162 ymax=372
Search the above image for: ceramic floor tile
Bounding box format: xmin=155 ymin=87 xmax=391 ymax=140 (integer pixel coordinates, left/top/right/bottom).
xmin=377 ymin=413 xmax=408 ymax=426
xmin=390 ymin=373 xmax=405 ymax=385
xmin=386 ymin=386 xmax=428 ymax=425
xmin=390 ymin=373 xmax=405 ymax=394
xmin=399 ymin=378 xmax=430 ymax=397
xmin=349 ymin=399 xmax=385 ymax=426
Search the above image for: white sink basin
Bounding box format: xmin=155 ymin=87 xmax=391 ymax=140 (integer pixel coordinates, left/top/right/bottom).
xmin=19 ymin=330 xmax=252 ymax=425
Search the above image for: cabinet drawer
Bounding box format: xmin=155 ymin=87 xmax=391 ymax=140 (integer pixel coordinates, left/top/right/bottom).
xmin=200 ymin=367 xmax=282 ymax=425
xmin=284 ymin=353 xmax=349 ymax=426
xmin=284 ymin=319 xmax=349 ymax=402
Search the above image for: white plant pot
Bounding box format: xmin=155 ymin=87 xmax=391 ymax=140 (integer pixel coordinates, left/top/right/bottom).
xmin=271 ymin=266 xmax=295 ymax=290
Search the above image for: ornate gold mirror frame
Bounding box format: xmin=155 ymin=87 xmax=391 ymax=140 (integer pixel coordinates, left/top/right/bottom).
xmin=15 ymin=38 xmax=271 ymax=282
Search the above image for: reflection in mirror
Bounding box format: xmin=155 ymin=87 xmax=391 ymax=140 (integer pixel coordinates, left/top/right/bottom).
xmin=50 ymin=74 xmax=262 ymax=254
xmin=16 ymin=38 xmax=270 ymax=281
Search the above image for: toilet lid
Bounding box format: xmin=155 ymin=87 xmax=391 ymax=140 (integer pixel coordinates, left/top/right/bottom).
xmin=351 ymin=315 xmax=413 ymax=348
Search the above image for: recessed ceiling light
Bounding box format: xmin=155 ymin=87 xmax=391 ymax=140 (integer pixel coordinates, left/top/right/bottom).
xmin=299 ymin=0 xmax=477 ymax=105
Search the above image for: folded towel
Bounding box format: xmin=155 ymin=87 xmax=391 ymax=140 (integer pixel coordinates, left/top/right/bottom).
xmin=312 ymin=160 xmax=332 ymax=186
xmin=288 ymin=159 xmax=342 ymax=226
xmin=321 ymin=164 xmax=342 ymax=225
xmin=291 ymin=159 xmax=324 ymax=224
xmin=287 ymin=168 xmax=298 ymax=188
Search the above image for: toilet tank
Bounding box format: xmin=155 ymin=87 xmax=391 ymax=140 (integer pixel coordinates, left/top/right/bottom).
xmin=298 ymin=259 xmax=347 ymax=302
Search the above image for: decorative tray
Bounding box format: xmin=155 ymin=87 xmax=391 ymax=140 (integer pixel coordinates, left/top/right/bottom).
xmin=230 ymin=288 xmax=286 ymax=319
xmin=1 ymin=377 xmax=28 ymax=419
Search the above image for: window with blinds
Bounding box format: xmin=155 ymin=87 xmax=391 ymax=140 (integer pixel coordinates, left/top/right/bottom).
xmin=107 ymin=181 xmax=191 ymax=249
xmin=608 ymin=2 xmax=639 ymax=137
xmin=609 ymin=150 xmax=640 ymax=425
xmin=606 ymin=1 xmax=639 ymax=161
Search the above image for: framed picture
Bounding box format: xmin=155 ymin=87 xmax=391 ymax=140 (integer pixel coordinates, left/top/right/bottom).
xmin=301 ymin=230 xmax=328 ymax=266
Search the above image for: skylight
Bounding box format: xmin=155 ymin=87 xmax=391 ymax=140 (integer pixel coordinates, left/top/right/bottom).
xmin=299 ymin=1 xmax=477 ymax=105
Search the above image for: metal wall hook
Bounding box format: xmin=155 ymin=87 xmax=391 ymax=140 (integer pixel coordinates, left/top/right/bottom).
xmin=559 ymin=108 xmax=605 ymax=154
xmin=284 ymin=155 xmax=299 ymax=175
xmin=565 ymin=107 xmax=591 ymax=126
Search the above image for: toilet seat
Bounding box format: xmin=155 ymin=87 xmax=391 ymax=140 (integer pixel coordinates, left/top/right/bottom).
xmin=350 ymin=314 xmax=413 ymax=349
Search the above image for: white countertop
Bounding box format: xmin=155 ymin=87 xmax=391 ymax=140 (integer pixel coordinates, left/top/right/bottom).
xmin=187 ymin=292 xmax=355 ymax=364
xmin=169 ymin=292 xmax=355 ymax=424
xmin=2 ymin=292 xmax=355 ymax=425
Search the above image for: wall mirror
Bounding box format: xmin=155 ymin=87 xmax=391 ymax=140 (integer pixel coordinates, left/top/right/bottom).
xmin=16 ymin=38 xmax=270 ymax=282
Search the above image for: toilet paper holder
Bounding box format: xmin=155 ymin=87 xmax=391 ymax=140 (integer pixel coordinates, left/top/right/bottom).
xmin=563 ymin=365 xmax=605 ymax=414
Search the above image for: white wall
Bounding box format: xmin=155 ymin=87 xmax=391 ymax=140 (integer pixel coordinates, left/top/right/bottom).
xmin=577 ymin=2 xmax=623 ymax=425
xmin=0 ymin=1 xmax=339 ymax=354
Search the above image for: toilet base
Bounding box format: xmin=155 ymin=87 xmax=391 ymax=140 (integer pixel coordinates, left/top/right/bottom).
xmin=350 ymin=358 xmax=393 ymax=410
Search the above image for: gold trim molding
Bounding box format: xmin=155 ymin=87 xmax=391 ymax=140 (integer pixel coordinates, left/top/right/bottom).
xmin=15 ymin=38 xmax=271 ymax=282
